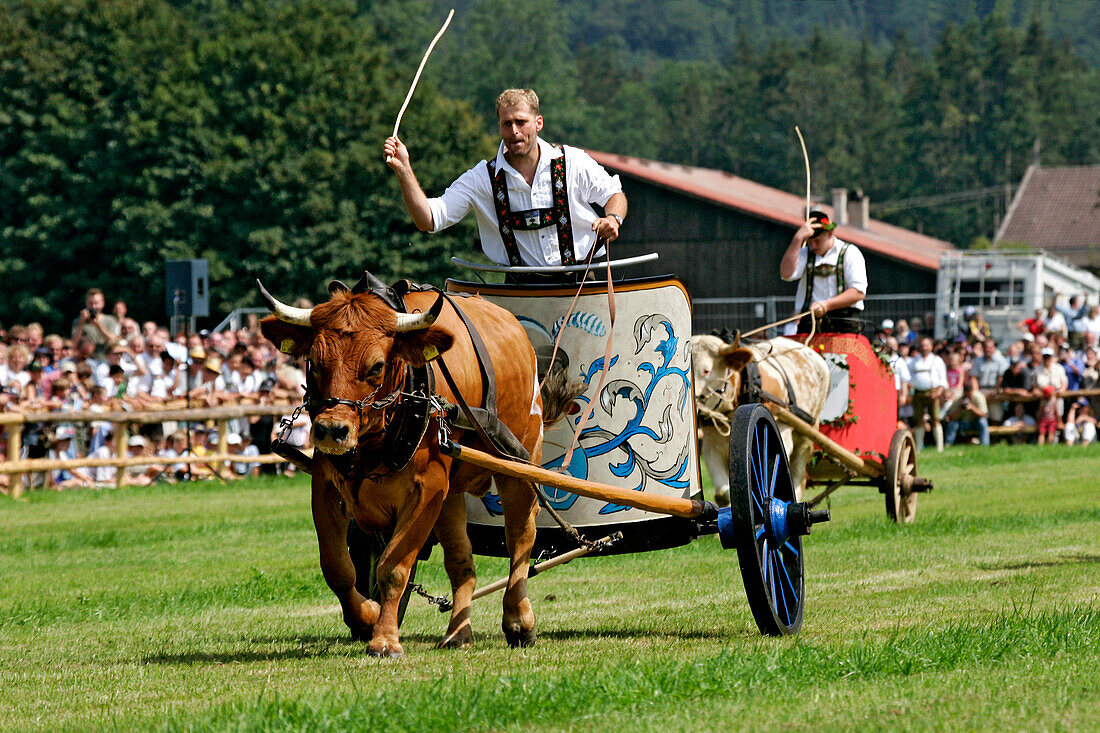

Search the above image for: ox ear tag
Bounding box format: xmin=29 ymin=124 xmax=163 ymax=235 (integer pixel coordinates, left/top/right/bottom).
xmin=279 ymin=338 xmax=296 ymax=354
xmin=422 ymin=344 xmax=440 ymax=362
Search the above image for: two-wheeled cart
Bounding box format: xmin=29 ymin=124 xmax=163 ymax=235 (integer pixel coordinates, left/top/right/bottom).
xmin=436 ymin=257 xmax=830 ymax=635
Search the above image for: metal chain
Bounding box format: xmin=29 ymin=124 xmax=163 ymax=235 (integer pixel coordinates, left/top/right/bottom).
xmin=407 ymin=582 xmax=453 ymax=612
xmin=275 ymin=400 xmax=307 ymax=445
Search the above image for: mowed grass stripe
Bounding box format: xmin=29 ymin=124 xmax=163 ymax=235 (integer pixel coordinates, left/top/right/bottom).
xmin=1 ymin=446 xmax=1098 ymax=731
xmin=163 ymin=607 xmax=1099 ymax=733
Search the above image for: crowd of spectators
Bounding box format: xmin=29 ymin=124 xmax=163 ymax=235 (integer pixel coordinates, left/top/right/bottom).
xmin=879 ymin=296 xmax=1100 ymax=451
xmin=0 ymin=288 xmax=311 ymax=492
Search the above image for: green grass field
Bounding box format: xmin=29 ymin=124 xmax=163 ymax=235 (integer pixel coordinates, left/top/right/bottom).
xmin=1 ymin=444 xmax=1098 ymax=732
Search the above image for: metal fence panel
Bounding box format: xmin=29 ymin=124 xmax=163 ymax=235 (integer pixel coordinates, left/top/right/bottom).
xmin=691 ymin=294 xmax=939 ymax=336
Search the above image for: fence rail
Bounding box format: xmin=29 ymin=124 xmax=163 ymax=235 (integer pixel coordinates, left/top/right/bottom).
xmin=1 ymin=402 xmax=303 ymax=498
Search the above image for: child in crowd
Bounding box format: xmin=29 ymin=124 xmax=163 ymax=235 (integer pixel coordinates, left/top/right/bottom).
xmin=1036 ymin=385 xmax=1060 ymax=445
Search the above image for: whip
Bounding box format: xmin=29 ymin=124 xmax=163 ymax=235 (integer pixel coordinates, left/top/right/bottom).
xmin=386 ymin=8 xmax=455 ymax=163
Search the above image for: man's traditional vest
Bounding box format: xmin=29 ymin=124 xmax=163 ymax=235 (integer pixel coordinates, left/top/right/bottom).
xmin=801 ymin=242 xmax=850 ymax=314
xmin=486 ymin=144 xmax=576 ymax=266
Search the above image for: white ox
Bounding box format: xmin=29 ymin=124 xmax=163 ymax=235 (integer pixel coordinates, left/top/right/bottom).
xmin=692 ymin=335 xmax=830 ymax=504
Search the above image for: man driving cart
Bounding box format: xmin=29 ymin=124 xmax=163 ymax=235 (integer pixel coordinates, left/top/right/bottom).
xmin=780 ymin=210 xmax=868 ymax=334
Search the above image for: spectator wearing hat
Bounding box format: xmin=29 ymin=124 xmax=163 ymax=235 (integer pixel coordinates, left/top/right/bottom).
xmin=967 ymin=309 xmax=991 ymax=345
xmin=228 ymin=433 xmax=260 ymax=477
xmin=1032 ymin=347 xmax=1068 ymax=418
xmin=249 ymin=378 xmax=278 ymax=473
xmin=780 ymin=210 xmax=868 ymax=335
xmin=124 ymin=435 xmax=163 ymax=485
xmin=25 ymin=361 xmax=48 ymax=401
xmin=159 ymin=430 xmax=213 ymax=481
xmin=1037 ymin=385 xmax=1060 ymax=445
xmin=48 ymin=425 xmax=94 ymax=489
xmin=1063 ymin=400 xmax=1097 ymax=446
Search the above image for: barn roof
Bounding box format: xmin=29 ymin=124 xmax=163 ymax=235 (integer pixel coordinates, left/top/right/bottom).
xmin=995 ymin=164 xmax=1100 ymax=254
xmin=587 ymin=151 xmax=955 ymax=271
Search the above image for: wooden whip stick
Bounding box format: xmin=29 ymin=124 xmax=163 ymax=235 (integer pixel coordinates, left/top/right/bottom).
xmin=795 ymin=125 xmax=811 ymax=220
xmin=386 ymin=8 xmax=455 ymax=163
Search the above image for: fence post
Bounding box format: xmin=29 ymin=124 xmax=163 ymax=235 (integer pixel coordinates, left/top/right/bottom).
xmin=7 ymin=424 xmax=23 ymax=499
xmin=115 ymin=422 xmax=129 ymax=489
xmin=217 ymin=418 xmax=229 ymax=475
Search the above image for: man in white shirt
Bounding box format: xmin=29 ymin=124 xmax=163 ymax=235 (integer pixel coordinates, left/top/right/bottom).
xmin=384 ymin=88 xmax=628 ymax=281
xmin=907 ymin=336 xmax=948 ymax=452
xmin=780 ymin=210 xmax=868 ymax=334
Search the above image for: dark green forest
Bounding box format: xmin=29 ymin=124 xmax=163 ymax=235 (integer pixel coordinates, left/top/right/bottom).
xmin=2 ymin=0 xmax=1099 ymax=331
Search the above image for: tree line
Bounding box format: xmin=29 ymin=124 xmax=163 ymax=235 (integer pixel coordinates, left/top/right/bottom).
xmin=2 ymin=0 xmax=1098 ymax=332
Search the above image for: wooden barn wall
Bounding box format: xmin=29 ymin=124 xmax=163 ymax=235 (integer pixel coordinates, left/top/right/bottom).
xmin=607 ymin=177 xmax=937 ymax=297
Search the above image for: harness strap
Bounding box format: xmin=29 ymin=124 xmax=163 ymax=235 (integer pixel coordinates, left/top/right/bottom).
xmin=435 ymin=356 xmax=529 ymax=461
xmin=436 ymin=290 xmax=496 ymax=415
xmin=738 ymin=353 xmax=817 ymax=425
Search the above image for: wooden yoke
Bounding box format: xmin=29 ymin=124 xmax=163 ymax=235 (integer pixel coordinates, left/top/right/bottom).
xmin=442 ymin=442 xmax=714 ymax=520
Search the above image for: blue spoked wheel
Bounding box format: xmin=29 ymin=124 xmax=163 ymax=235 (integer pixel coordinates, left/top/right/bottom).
xmin=727 ymin=404 xmax=805 ymax=636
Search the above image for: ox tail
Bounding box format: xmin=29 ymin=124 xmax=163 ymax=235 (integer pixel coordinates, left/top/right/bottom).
xmin=540 ymin=368 xmax=586 ymax=428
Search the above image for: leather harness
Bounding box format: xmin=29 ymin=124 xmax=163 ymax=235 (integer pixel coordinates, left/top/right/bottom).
xmin=737 ymin=349 xmax=818 ymax=426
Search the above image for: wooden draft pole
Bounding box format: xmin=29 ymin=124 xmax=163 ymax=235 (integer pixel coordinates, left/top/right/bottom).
xmin=442 ymin=442 xmax=713 ymax=520
xmin=385 ymin=8 xmax=455 ymax=163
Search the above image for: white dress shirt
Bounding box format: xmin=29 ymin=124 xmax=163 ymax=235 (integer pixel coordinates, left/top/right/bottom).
xmin=782 ymin=238 xmax=868 ymax=311
xmin=427 ymin=137 xmax=623 ymax=266
xmin=908 ymin=353 xmax=948 ymax=391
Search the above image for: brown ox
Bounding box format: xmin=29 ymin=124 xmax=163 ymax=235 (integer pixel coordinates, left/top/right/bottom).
xmin=692 ymin=335 xmax=829 ymax=504
xmin=260 ymin=275 xmax=555 ymax=657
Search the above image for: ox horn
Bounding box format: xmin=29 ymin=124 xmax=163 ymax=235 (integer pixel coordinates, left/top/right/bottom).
xmin=257 ymin=280 xmax=313 ymax=326
xmin=393 ymin=291 xmax=445 ymax=332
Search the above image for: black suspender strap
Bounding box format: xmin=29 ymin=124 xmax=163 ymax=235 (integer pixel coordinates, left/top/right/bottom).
xmin=484 ymin=144 xmax=576 ymax=266
xmin=801 ymin=250 xmax=816 ymax=314
xmin=801 ymin=243 xmax=849 ymax=313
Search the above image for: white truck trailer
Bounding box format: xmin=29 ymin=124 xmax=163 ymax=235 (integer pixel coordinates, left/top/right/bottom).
xmin=935 ymin=250 xmax=1100 ymax=343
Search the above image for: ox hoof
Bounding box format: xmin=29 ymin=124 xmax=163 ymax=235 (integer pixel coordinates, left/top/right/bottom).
xmin=438 ymin=625 xmax=473 ymax=650
xmin=714 ymin=486 xmax=730 ymax=508
xmin=502 ymin=624 xmax=537 ymax=648
xmin=366 ymin=641 xmax=404 ymax=659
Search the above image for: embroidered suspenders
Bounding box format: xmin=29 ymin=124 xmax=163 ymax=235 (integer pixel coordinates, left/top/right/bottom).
xmin=801 ymin=243 xmax=849 ymax=313
xmin=486 ymin=144 xmax=576 ymax=266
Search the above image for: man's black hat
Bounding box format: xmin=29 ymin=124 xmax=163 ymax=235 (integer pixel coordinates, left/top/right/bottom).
xmin=807 ymin=210 xmax=838 ymax=236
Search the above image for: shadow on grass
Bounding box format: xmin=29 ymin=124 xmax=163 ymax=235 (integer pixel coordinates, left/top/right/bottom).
xmin=976 ymin=553 xmax=1100 ymax=571
xmin=141 ymin=634 xmax=364 ymax=665
xmin=140 ymin=623 xmax=749 ymax=666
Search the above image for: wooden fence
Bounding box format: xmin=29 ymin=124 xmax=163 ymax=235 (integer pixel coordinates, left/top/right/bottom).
xmin=0 ymin=402 xmax=310 ymax=498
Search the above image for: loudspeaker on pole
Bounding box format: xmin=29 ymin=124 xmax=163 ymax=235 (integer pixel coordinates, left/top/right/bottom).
xmin=164 ymin=259 xmax=210 ymax=318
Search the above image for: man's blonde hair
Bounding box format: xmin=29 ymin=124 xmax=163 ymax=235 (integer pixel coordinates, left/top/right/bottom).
xmin=495 ymin=88 xmax=539 ymax=118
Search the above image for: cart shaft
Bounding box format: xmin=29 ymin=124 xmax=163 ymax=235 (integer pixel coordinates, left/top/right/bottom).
xmin=442 ymin=442 xmax=711 ymax=519
xmin=774 ymin=408 xmax=885 ymax=478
